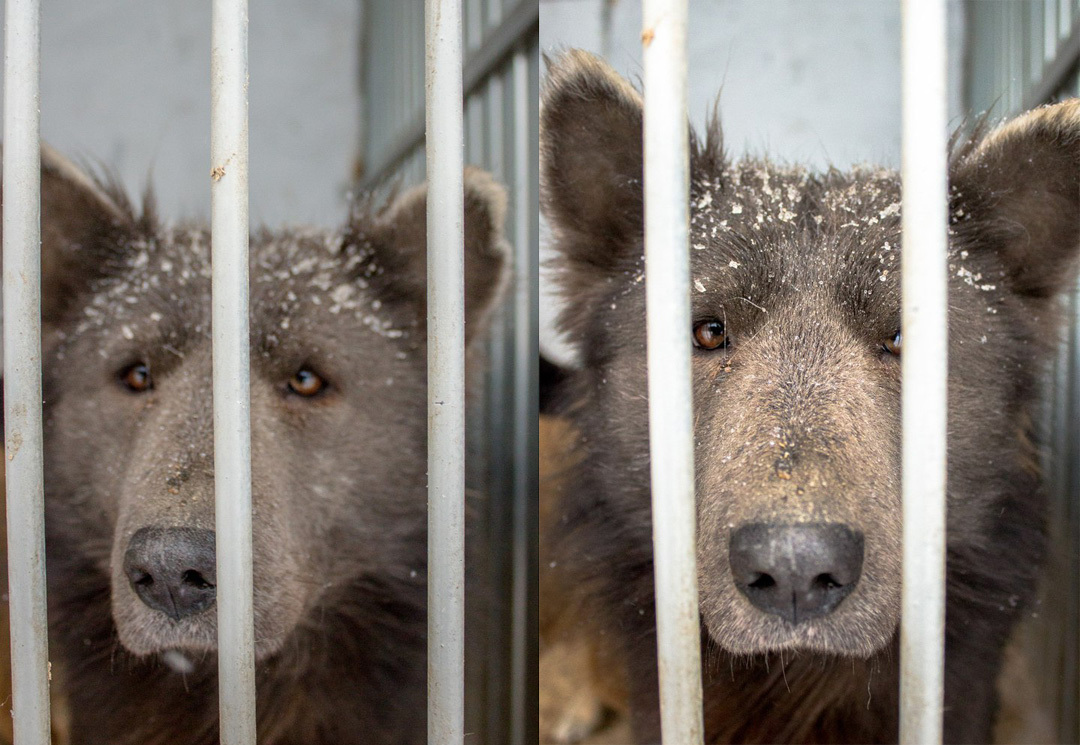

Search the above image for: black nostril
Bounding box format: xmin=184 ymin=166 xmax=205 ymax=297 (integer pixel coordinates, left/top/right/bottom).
xmin=729 ymin=522 xmax=864 ymax=625
xmin=813 ymin=573 xmax=842 ymax=591
xmin=748 ymin=573 xmax=775 ymax=590
xmin=123 ymin=527 xmax=217 ymax=621
xmin=181 ymin=570 xmax=214 ymax=590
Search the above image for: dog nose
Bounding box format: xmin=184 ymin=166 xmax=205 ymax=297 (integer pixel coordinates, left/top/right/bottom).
xmin=123 ymin=527 xmax=217 ymax=620
xmin=729 ymin=522 xmax=864 ymax=625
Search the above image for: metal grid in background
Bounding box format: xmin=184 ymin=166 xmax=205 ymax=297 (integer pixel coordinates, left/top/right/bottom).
xmin=965 ymin=1 xmax=1080 ymax=742
xmin=359 ymin=3 xmax=539 ymax=745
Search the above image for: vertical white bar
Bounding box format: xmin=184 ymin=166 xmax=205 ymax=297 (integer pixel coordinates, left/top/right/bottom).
xmin=425 ymin=1 xmax=465 ymax=743
xmin=641 ymin=2 xmax=704 ymax=744
xmin=2 ymin=0 xmax=52 ymax=742
xmin=509 ymin=46 xmax=532 ymax=745
xmin=210 ymin=1 xmax=256 ymax=743
xmin=899 ymin=1 xmax=949 ymax=744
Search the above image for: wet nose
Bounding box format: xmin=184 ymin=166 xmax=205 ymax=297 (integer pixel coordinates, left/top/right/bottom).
xmin=123 ymin=527 xmax=217 ymax=620
xmin=729 ymin=522 xmax=864 ymax=625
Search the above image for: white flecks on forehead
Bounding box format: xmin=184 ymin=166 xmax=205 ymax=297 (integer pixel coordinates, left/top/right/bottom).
xmin=233 ymin=228 xmax=407 ymax=339
xmin=819 ymin=166 xmax=900 ymax=222
xmin=330 ymin=283 xmax=355 ymax=305
xmin=692 ymin=159 xmax=882 ymax=250
xmin=72 ymin=230 xmax=205 ymax=336
xmin=67 ymin=221 xmax=413 ymax=345
xmin=290 ymin=256 xmax=319 ymax=275
xmin=953 ymin=265 xmax=998 ymax=292
xmin=324 ymin=232 xmax=345 ymax=255
xmin=694 ymin=278 xmax=706 ymax=293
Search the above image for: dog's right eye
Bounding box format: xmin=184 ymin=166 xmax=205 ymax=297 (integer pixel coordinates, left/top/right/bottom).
xmin=693 ymin=320 xmax=728 ymax=350
xmin=119 ymin=363 xmax=153 ymax=393
xmin=882 ymin=330 xmax=902 ymax=357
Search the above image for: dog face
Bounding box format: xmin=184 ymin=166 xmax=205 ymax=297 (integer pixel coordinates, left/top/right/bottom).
xmin=542 ymin=50 xmax=1079 ymax=657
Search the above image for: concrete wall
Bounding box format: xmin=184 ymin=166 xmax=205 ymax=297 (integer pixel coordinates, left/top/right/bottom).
xmin=540 ymin=0 xmax=967 ymax=363
xmin=0 ymin=1 xmax=361 ymax=228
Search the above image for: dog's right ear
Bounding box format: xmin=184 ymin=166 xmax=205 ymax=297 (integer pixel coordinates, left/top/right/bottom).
xmin=541 ymin=50 xmax=644 ymax=271
xmin=1 ymin=145 xmax=133 ymax=325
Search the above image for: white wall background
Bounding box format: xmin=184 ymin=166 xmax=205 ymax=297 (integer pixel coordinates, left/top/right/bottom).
xmin=0 ymin=1 xmax=361 ymax=228
xmin=540 ymin=0 xmax=967 ymax=363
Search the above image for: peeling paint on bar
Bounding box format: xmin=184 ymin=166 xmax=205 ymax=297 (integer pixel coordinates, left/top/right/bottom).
xmin=425 ymin=1 xmax=466 ymax=743
xmin=899 ymin=1 xmax=949 ymax=743
xmin=641 ymin=1 xmax=705 ymax=743
xmin=2 ymin=0 xmax=53 ymax=741
xmin=210 ymin=0 xmax=257 ymax=743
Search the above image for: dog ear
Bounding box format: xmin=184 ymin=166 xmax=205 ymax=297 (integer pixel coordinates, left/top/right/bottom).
xmin=0 ymin=145 xmax=135 ymax=325
xmin=950 ymin=100 xmax=1080 ymax=300
xmin=541 ymin=51 xmax=650 ymax=356
xmin=364 ymin=168 xmax=510 ymax=344
xmin=541 ymin=50 xmax=644 ymax=273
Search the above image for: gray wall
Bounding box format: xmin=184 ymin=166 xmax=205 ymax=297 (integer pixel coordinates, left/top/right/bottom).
xmin=0 ymin=1 xmax=361 ymax=228
xmin=539 ymin=0 xmax=966 ymax=363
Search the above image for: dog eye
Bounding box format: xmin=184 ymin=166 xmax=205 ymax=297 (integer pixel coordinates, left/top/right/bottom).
xmin=288 ymin=368 xmax=327 ymax=397
xmin=119 ymin=362 xmax=153 ymax=393
xmin=693 ymin=320 xmax=728 ymax=350
xmin=882 ymin=330 xmax=902 ymax=356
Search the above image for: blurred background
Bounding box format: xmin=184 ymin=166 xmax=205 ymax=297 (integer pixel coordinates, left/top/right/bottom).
xmin=0 ymin=2 xmax=538 ymax=744
xmin=539 ymin=1 xmax=1080 ymax=742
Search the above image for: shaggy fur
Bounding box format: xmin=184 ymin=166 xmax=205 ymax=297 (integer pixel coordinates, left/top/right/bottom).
xmin=1 ymin=146 xmax=509 ymax=744
xmin=541 ymin=50 xmax=1080 ymax=744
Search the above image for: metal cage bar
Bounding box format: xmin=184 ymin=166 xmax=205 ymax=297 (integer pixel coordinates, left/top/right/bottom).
xmin=641 ymin=1 xmax=705 ymax=743
xmin=509 ymin=44 xmax=535 ymax=745
xmin=425 ymin=0 xmax=467 ymax=743
xmin=2 ymin=0 xmax=53 ymax=741
xmin=899 ymin=1 xmax=950 ymax=743
xmin=210 ymin=1 xmax=257 ymax=742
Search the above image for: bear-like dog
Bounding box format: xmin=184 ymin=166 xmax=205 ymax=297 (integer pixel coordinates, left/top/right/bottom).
xmin=540 ymin=50 xmax=1080 ymax=744
xmin=5 ymin=147 xmax=508 ymax=744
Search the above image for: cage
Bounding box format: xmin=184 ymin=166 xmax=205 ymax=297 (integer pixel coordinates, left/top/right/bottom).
xmin=0 ymin=1 xmax=539 ymax=744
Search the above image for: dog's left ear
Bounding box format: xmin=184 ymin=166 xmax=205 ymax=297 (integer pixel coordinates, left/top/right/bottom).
xmin=951 ymin=100 xmax=1080 ymax=299
xmin=364 ymin=168 xmax=510 ymax=344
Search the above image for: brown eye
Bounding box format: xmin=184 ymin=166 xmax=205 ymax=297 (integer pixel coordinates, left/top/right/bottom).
xmin=883 ymin=330 xmax=902 ymax=356
xmin=693 ymin=320 xmax=728 ymax=350
xmin=288 ymin=368 xmax=326 ymax=397
xmin=120 ymin=362 xmax=152 ymax=392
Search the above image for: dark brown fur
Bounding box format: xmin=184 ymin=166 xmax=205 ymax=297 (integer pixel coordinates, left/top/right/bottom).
xmin=1 ymin=147 xmax=509 ymax=744
xmin=541 ymin=50 xmax=1080 ymax=744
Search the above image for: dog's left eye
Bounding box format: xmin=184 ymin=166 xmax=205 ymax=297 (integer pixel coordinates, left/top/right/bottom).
xmin=882 ymin=330 xmax=902 ymax=356
xmin=288 ymin=368 xmax=327 ymax=397
xmin=119 ymin=362 xmax=153 ymax=393
xmin=693 ymin=320 xmax=728 ymax=350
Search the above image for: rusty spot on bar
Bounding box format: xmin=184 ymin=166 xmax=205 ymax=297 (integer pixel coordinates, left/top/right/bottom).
xmin=642 ymin=27 xmax=655 ymax=47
